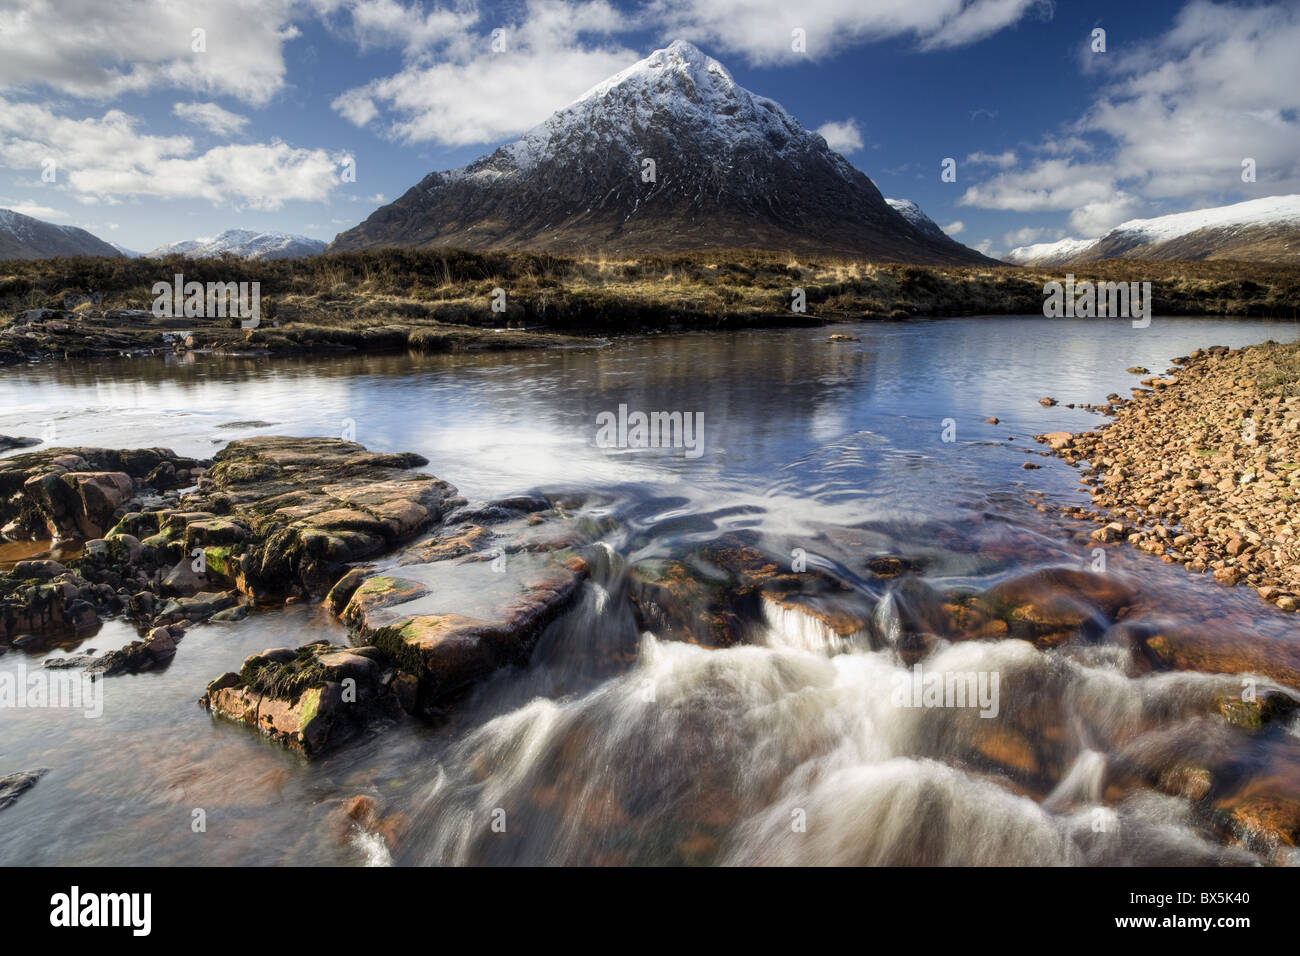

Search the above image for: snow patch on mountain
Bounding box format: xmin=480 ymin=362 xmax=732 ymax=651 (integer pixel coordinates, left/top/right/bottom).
xmin=886 ymin=199 xmax=952 ymax=240
xmin=1108 ymin=194 xmax=1300 ymax=244
xmin=1004 ymin=236 xmax=1099 ymax=266
xmin=474 ymin=40 xmax=848 ymax=181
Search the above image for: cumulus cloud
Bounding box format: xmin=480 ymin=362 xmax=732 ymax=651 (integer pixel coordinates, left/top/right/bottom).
xmin=173 ymin=102 xmax=250 ymax=136
xmin=648 ymin=0 xmax=1052 ymax=64
xmin=958 ymin=1 xmax=1300 ymax=234
xmin=1 ymin=202 xmax=69 ymax=221
xmin=816 ymin=119 xmax=864 ymax=154
xmin=0 ymin=0 xmax=297 ymax=105
xmin=0 ymin=98 xmax=349 ymax=209
xmin=942 ymin=220 xmax=965 ymax=235
xmin=330 ymin=0 xmax=637 ymax=145
xmin=329 ymin=0 xmax=1052 ymax=146
xmin=960 ymin=159 xmax=1121 ymax=211
xmin=1003 ymin=226 xmax=1050 ymax=246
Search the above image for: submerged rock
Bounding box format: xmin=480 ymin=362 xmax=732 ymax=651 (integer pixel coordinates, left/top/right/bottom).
xmin=628 ymin=531 xmax=873 ymax=648
xmin=0 ymin=768 xmax=47 ymax=811
xmin=979 ymin=567 xmax=1139 ymax=646
xmin=0 ymin=435 xmax=40 ymax=451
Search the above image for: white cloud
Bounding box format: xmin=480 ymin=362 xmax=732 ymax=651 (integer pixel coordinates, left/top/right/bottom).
xmin=648 ymin=0 xmax=1052 ymax=63
xmin=173 ymin=101 xmax=250 ymax=136
xmin=1080 ymin=0 xmax=1300 ymax=198
xmin=942 ymin=220 xmax=965 ymax=235
xmin=973 ymin=238 xmax=1002 ymax=258
xmin=959 ymin=159 xmax=1121 ymax=212
xmin=958 ymin=1 xmax=1300 ymax=234
xmin=816 ymin=119 xmax=864 ymax=154
xmin=966 ymin=150 xmax=1016 ymax=168
xmin=1067 ymin=196 xmax=1141 ymax=237
xmin=1 ymin=202 xmax=69 ymax=221
xmin=331 ymin=0 xmax=637 ymax=146
xmin=0 ymin=98 xmax=349 ymax=209
xmin=332 ymin=0 xmax=479 ymax=56
xmin=0 ymin=0 xmax=297 ymax=105
xmin=1003 ymin=226 xmax=1049 ymax=246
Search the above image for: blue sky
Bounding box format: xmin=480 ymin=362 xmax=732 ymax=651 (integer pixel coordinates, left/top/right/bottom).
xmin=1 ymin=0 xmax=1297 ymax=258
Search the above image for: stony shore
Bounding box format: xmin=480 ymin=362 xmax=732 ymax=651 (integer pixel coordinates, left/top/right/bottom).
xmin=1036 ymin=340 xmax=1300 ymax=613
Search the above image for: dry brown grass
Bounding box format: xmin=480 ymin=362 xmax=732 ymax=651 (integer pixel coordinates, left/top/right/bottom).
xmin=1 ymin=248 xmax=1297 ymax=331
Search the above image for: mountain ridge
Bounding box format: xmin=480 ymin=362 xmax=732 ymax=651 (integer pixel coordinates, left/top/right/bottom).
xmin=146 ymin=229 xmax=327 ymax=260
xmin=0 ymin=208 xmax=121 ymax=260
xmin=1005 ymin=195 xmax=1300 ymax=266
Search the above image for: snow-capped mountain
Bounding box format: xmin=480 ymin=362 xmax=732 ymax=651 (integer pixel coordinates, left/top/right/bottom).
xmin=0 ymin=208 xmax=121 ymax=260
xmin=1005 ymin=195 xmax=1300 ymax=266
xmin=148 ymin=238 xmax=201 ymax=257
xmin=1003 ymin=237 xmax=1100 ymax=267
xmin=146 ymin=229 xmax=327 ymax=260
xmin=110 ymin=242 xmax=141 ymax=258
xmin=331 ymin=41 xmax=995 ymax=264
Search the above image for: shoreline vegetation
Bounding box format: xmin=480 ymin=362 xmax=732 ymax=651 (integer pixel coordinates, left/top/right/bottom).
xmin=1036 ymin=339 xmax=1300 ymax=615
xmin=2 ymin=249 xmax=1299 ymax=366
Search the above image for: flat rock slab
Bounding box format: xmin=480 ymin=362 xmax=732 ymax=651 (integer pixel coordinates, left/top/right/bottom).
xmin=345 ymin=551 xmax=589 ymax=707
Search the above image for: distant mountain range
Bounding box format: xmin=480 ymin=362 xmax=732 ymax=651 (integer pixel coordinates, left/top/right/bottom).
xmin=1005 ymin=195 xmax=1300 ymax=266
xmin=145 ymin=229 xmax=327 ymax=260
xmin=0 ymin=208 xmax=121 ymax=260
xmin=330 ymin=41 xmax=995 ymax=265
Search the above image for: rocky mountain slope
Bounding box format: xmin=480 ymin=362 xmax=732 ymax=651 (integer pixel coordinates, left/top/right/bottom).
xmin=0 ymin=208 xmax=120 ymax=260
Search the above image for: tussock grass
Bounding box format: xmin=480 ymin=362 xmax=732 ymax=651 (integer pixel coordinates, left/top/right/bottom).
xmin=2 ymin=248 xmax=1297 ymax=331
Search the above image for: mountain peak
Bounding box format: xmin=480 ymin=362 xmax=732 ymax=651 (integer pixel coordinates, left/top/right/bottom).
xmin=574 ymin=39 xmax=735 ymax=105
xmin=494 ymin=40 xmax=807 ymax=178
xmin=330 ymin=44 xmax=996 ymax=264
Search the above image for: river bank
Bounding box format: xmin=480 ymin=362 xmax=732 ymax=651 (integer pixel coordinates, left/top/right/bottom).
xmin=2 ymin=251 xmax=1298 ymax=368
xmin=1036 ymin=339 xmax=1300 ymax=614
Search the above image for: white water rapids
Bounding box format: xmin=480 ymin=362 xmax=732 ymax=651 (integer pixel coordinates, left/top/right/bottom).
xmin=395 ymin=575 xmax=1289 ymax=866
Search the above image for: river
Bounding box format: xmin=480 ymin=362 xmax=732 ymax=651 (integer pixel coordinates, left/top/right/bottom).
xmin=2 ymin=315 xmax=1298 ymax=865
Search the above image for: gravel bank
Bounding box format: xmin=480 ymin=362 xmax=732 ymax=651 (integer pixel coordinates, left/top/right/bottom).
xmin=1037 ymin=339 xmax=1300 ymax=613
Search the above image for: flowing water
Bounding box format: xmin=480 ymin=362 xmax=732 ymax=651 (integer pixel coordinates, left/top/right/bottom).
xmin=2 ymin=315 xmax=1299 ymax=865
